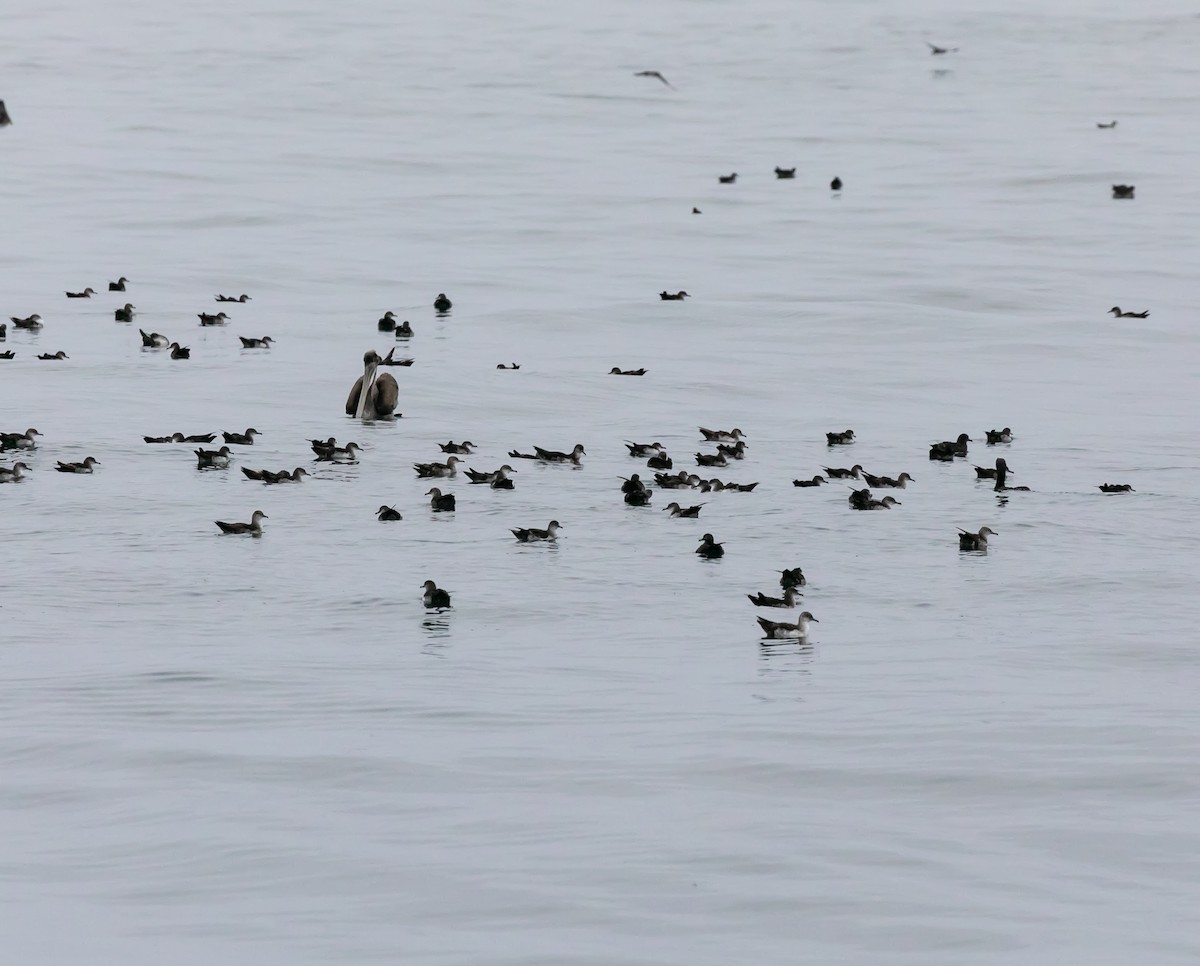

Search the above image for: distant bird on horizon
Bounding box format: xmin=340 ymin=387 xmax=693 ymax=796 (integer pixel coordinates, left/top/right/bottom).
xmin=926 ymin=42 xmax=958 ymax=54
xmin=634 ymin=70 xmax=673 ymax=89
xmin=1097 ymin=120 xmax=1118 ymax=129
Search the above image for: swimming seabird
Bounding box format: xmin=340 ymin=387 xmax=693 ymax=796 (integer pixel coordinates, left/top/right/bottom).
xmin=848 ymin=488 xmax=872 ymax=510
xmin=264 ymin=467 xmax=307 ymax=484
xmin=1097 ymin=121 xmax=1117 ymax=129
xmin=440 ymin=440 xmax=475 ymax=454
xmin=466 ymin=463 xmax=513 ymax=483
xmin=198 ymin=311 xmax=229 ymax=326
xmin=696 ymin=533 xmax=724 ymax=559
xmin=862 ymin=471 xmax=914 ymax=489
xmin=692 ymin=207 xmax=701 ymax=214
xmin=1112 ymin=184 xmax=1135 ymax=199
xmin=310 ymin=437 xmax=337 ymax=457
xmin=195 ymin=446 xmax=233 ymax=468
xmin=55 ymin=456 xmax=100 ymax=473
xmin=496 ymin=362 xmax=519 ymax=369
xmin=830 ymin=176 xmax=843 ymax=190
xmin=664 ymin=502 xmax=703 ymax=517
xmin=377 ymin=505 xmax=403 ymax=521
xmin=0 ymin=101 xmax=11 ymax=127
xmin=775 ymin=167 xmax=796 ymax=179
xmin=1099 ymin=483 xmax=1134 ymax=493
xmin=108 ymin=277 xmax=129 ymax=292
xmin=11 ymin=314 xmax=43 ymax=330
xmin=826 ymin=429 xmax=855 ymax=445
xmin=0 ymin=323 xmax=6 ymax=339
xmin=433 ymin=293 xmax=452 ymax=312
xmin=718 ymin=173 xmax=737 ymax=184
xmin=315 ymin=441 xmax=361 ymax=462
xmin=238 ymin=336 xmax=275 ymax=348
xmin=0 ymin=461 xmax=30 ymax=482
xmin=139 ymin=329 xmax=169 ymax=347
xmin=659 ymin=290 xmax=690 ymax=300
xmin=792 ymin=475 xmax=826 ymax=487
xmin=66 ymin=288 xmax=95 ymax=298
xmin=377 ymin=348 xmax=413 ymax=367
xmin=145 ymin=434 xmax=185 ymax=443
xmin=376 ymin=311 xmax=397 ymax=332
xmin=345 ymin=350 xmax=399 ymax=419
xmin=699 ymin=427 xmax=744 ymax=442
xmin=0 ymin=350 xmax=12 ymax=359
xmin=511 ymin=520 xmax=560 ymax=543
xmin=655 ymin=472 xmax=696 ymax=489
xmin=864 ymin=495 xmax=901 ymax=510
xmin=985 ymin=427 xmax=1013 ymax=444
xmin=422 ymin=580 xmax=452 ymax=608
xmin=926 ymin=42 xmax=958 ymax=54
xmin=757 ymin=612 xmax=818 ymax=640
xmin=694 ymin=451 xmax=727 ymax=468
xmin=717 ymin=440 xmax=746 ymax=460
xmin=532 ymin=444 xmax=586 ymax=465
xmin=973 ymin=464 xmax=997 ymax=479
xmin=993 ymin=458 xmax=1030 ymax=492
xmin=489 ymin=471 xmax=516 ymax=490
xmin=215 ymin=510 xmax=267 ymax=536
xmin=413 ymin=456 xmax=461 ymax=478
xmin=114 ymin=304 xmax=135 ymax=322
xmin=822 ymin=464 xmax=863 ymax=479
xmin=929 ymin=433 xmax=971 ymax=459
xmin=625 ymin=441 xmax=664 ymax=458
xmin=168 ymin=343 xmax=191 ymax=359
xmin=609 ymin=367 xmax=647 ymax=375
xmin=215 ymin=294 xmax=252 ymax=302
xmin=747 ymin=587 xmax=802 ymax=608
xmin=633 ymin=70 xmax=673 ymax=88
xmin=0 ymin=428 xmax=40 ymax=450
xmin=182 ymin=433 xmax=216 ymax=443
xmin=958 ymin=526 xmax=997 ymax=551
xmin=647 ymin=453 xmax=673 ymax=470
xmin=37 ymin=351 xmax=69 ymax=360
xmin=778 ymin=567 xmax=806 ymax=589
xmin=426 ymin=487 xmax=456 ymax=511
xmin=222 ymin=428 xmax=260 ymax=445
xmin=1108 ymin=306 xmax=1149 ymax=318
xmin=395 ymin=320 xmax=414 ymax=337
xmin=625 ymin=487 xmax=652 ymax=506
xmin=724 ymin=481 xmax=759 ymax=492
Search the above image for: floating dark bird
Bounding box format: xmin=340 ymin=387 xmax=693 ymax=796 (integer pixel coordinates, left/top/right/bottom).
xmin=195 ymin=446 xmax=233 ymax=468
xmin=826 ymin=429 xmax=855 ymax=446
xmin=792 ymin=475 xmax=826 ymax=487
xmin=718 ymin=173 xmax=737 ymax=184
xmin=973 ymin=464 xmax=997 ymax=479
xmin=108 ymin=277 xmax=128 ymax=292
xmin=422 ymin=580 xmax=451 ymax=609
xmin=198 ymin=311 xmax=229 ymax=325
xmin=518 ymin=444 xmax=585 ymax=465
xmin=692 ymin=207 xmax=701 ymax=214
xmin=395 ymin=320 xmax=413 ymax=338
xmin=757 ymin=612 xmax=818 ymax=640
xmin=926 ymin=42 xmax=958 ymax=54
xmin=647 ymin=453 xmax=673 ymax=470
xmin=1097 ymin=121 xmax=1117 ymax=129
xmin=1099 ymin=483 xmax=1134 ymax=493
xmin=774 ymin=167 xmax=796 ymax=179
xmin=0 ymin=461 xmax=30 ymax=482
xmin=511 ymin=520 xmax=560 ymax=543
xmin=985 ymin=427 xmax=1013 ymax=444
xmin=215 ymin=294 xmax=251 ymax=302
xmin=497 ymin=363 xmax=520 ymax=369
xmin=37 ymin=351 xmax=69 ymax=360
xmin=215 ymin=510 xmax=267 ymax=536
xmin=441 ymin=440 xmax=476 ymax=454
xmin=114 ymin=303 xmax=135 ymax=322
xmin=958 ymin=527 xmax=997 ymax=551
xmin=0 ymin=100 xmax=12 ymax=126
xmin=433 ymin=293 xmax=452 ymax=313
xmin=830 ymin=176 xmax=843 ymax=191
xmin=145 ymin=434 xmax=185 ymax=443
xmin=664 ymin=502 xmax=703 ymax=518
xmin=55 ymin=456 xmax=100 ymax=473
xmin=1112 ymin=184 xmax=1135 ymax=199
xmin=315 ymin=441 xmax=361 ymax=462
xmin=633 ymin=70 xmax=673 ymax=88
xmin=11 ymin=314 xmax=43 ymax=330
xmin=625 ymin=441 xmax=663 ymax=457
xmin=414 ymin=456 xmax=461 ymax=478
xmin=699 ymin=427 xmax=744 ymax=442
xmin=659 ymin=290 xmax=690 ymax=300
xmin=823 ymin=464 xmax=863 ymax=479
xmin=993 ymin=457 xmax=1030 ymax=492
xmin=262 ymin=468 xmax=307 ymax=484
xmin=695 ymin=451 xmax=727 ymax=468
xmin=377 ymin=505 xmax=403 ymax=521
xmin=717 ymin=441 xmax=746 ymax=460
xmin=862 ymin=472 xmax=914 ymax=489
xmin=929 ymin=433 xmax=971 ymax=459
xmin=239 ymin=336 xmax=274 ymax=348
xmin=1 ymin=428 xmax=40 ymax=450
xmin=66 ymin=288 xmax=95 ymax=298
xmin=624 ymin=487 xmax=652 ymax=506
xmin=779 ymin=567 xmax=806 ymax=589
xmin=346 ymin=350 xmax=399 ymax=419
xmin=747 ymin=588 xmax=802 ymax=608
xmin=377 ymin=311 xmax=397 ymax=331
xmin=140 ymin=329 xmax=169 ymax=347
xmin=1109 ymin=306 xmax=1148 ymax=318
xmin=696 ymin=533 xmax=724 ymax=559
xmin=223 ymin=428 xmax=260 ymax=445
xmin=426 ymin=487 xmax=456 ymax=511
xmin=609 ymin=367 xmax=647 ymax=376
xmin=168 ymin=342 xmax=190 ymax=359
xmin=0 ymin=350 xmax=16 ymax=359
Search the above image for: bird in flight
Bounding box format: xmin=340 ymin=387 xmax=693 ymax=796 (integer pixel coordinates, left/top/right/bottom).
xmin=634 ymin=70 xmax=674 ymax=89
xmin=926 ymin=42 xmax=959 ymax=54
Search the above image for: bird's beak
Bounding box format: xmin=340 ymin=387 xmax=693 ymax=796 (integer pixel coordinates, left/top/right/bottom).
xmin=811 ymin=617 xmax=819 ymax=622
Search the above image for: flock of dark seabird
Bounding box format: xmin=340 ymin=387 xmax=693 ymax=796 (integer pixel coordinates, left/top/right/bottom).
xmin=0 ymin=65 xmax=1148 ymax=631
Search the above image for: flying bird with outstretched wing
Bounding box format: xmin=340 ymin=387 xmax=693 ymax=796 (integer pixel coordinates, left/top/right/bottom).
xmin=634 ymin=70 xmax=674 ymax=89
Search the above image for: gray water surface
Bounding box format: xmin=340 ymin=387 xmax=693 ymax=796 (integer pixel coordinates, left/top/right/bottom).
xmin=2 ymin=0 xmax=1199 ymax=962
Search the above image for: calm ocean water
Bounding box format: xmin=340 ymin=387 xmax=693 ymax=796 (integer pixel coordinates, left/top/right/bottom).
xmin=3 ymin=0 xmax=1199 ymax=961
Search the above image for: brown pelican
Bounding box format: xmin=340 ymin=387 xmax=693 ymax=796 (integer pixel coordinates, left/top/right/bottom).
xmin=346 ymin=350 xmax=399 ymax=419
